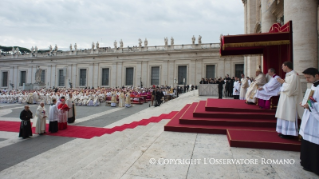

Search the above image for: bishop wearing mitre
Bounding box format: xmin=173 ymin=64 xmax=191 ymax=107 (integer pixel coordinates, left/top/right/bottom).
xmin=275 ymin=61 xmax=303 ymax=139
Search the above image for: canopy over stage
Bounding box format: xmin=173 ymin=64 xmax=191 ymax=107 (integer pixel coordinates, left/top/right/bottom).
xmin=220 ymin=21 xmax=293 ymax=78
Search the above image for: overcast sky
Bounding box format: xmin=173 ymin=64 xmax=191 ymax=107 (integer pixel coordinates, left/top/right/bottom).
xmin=0 ymin=0 xmax=244 ymax=50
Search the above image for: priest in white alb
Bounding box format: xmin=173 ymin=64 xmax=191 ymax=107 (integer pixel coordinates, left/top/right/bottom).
xmin=299 ymin=68 xmax=319 ymax=175
xmin=245 ymin=69 xmax=267 ymax=104
xmin=255 ymin=68 xmax=282 ymax=109
xmin=35 ymin=102 xmax=47 ymax=135
xmin=239 ymin=74 xmax=248 ymax=100
xmin=275 ymin=61 xmax=303 ymax=139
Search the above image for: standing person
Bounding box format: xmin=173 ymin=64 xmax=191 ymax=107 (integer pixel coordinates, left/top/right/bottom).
xmin=35 ymin=102 xmax=47 ymax=135
xmin=229 ymin=77 xmax=234 ymax=97
xmin=233 ymin=77 xmax=240 ymax=99
xmin=48 ymin=98 xmax=59 ymax=133
xmin=216 ymin=78 xmax=225 ymax=99
xmin=151 ymin=88 xmax=156 ymax=106
xmin=19 ymin=105 xmax=33 ymax=139
xmin=66 ymin=93 xmax=76 ymax=123
xmin=275 ymin=61 xmax=303 ymax=139
xmin=125 ymin=91 xmax=131 ymax=108
xmin=119 ymin=91 xmax=125 ymax=107
xmin=239 ymin=74 xmax=249 ymax=100
xmin=299 ymin=68 xmax=319 ymax=175
xmin=57 ymin=96 xmax=69 ymax=130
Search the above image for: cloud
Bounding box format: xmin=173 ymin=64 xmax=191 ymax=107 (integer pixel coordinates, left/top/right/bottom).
xmin=0 ymin=0 xmax=244 ymax=50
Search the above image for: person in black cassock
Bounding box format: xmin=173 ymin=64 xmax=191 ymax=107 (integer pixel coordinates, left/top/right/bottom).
xmin=19 ymin=105 xmax=33 ymax=139
xmin=155 ymin=88 xmax=164 ymax=106
xmin=216 ymin=78 xmax=225 ymax=99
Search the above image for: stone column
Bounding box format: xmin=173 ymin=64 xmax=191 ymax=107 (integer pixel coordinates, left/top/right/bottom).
xmin=93 ymin=63 xmax=99 ymax=88
xmin=141 ymin=61 xmax=148 ymax=87
xmin=31 ymin=66 xmax=36 ymax=84
xmin=111 ymin=63 xmax=117 ymax=87
xmin=67 ymin=65 xmax=72 ymax=88
xmin=162 ymin=61 xmax=168 ymax=86
xmin=13 ymin=66 xmax=18 ymax=89
xmin=136 ymin=62 xmax=142 ymax=87
xmin=168 ymin=60 xmax=175 ymax=87
xmin=189 ymin=60 xmax=196 ymax=85
xmin=195 ymin=59 xmax=202 ymax=85
xmin=284 ymin=0 xmax=318 ymax=74
xmin=27 ymin=66 xmax=32 ymax=84
xmin=72 ymin=64 xmax=77 ymax=88
xmin=88 ymin=64 xmax=93 ymax=88
xmin=261 ymin=0 xmax=277 ymax=32
xmin=117 ymin=62 xmax=122 ymax=87
xmin=51 ymin=65 xmax=56 ymax=87
xmin=47 ymin=65 xmax=51 ymax=88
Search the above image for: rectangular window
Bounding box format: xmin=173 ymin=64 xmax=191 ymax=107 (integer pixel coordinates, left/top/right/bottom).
xmin=79 ymin=69 xmax=87 ymax=86
xmin=126 ymin=67 xmax=134 ymax=86
xmin=2 ymin=72 xmax=8 ymax=87
xmin=178 ymin=66 xmax=187 ymax=85
xmin=59 ymin=69 xmax=65 ymax=86
xmin=206 ymin=65 xmax=215 ymax=79
xmin=151 ymin=67 xmax=160 ymax=85
xmin=101 ymin=68 xmax=109 ymax=86
xmin=20 ymin=71 xmax=26 ymax=86
xmin=41 ymin=70 xmax=45 ymax=83
xmin=235 ymin=64 xmax=244 ymax=78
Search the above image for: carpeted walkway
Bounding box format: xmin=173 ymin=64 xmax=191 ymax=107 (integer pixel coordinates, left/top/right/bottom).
xmin=0 ymin=111 xmax=178 ymax=139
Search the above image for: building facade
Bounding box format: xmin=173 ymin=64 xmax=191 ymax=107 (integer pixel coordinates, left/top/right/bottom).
xmin=242 ymin=0 xmax=318 ymax=83
xmin=0 ymin=43 xmax=244 ymax=90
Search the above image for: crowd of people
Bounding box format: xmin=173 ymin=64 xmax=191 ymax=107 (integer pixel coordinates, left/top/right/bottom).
xmin=201 ymin=62 xmax=319 ymax=175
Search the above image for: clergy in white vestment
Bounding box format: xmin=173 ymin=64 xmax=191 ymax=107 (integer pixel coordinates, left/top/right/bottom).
xmin=33 ymin=92 xmax=39 ymax=104
xmin=35 ymin=102 xmax=47 ymax=135
xmin=255 ymin=68 xmax=282 ymax=109
xmin=125 ymin=92 xmax=131 ymax=108
xmin=275 ymin=61 xmax=303 ymax=138
xmin=111 ymin=91 xmax=118 ymax=107
xmin=245 ymin=69 xmax=267 ymax=104
xmin=239 ymin=74 xmax=249 ymax=100
xmin=233 ymin=77 xmax=240 ymax=99
xmin=299 ymin=68 xmax=319 ymax=175
xmin=48 ymin=98 xmax=59 ymax=133
xmin=66 ymin=93 xmax=76 ymax=123
xmin=57 ymin=96 xmax=68 ymax=130
xmin=119 ymin=91 xmax=125 ymax=107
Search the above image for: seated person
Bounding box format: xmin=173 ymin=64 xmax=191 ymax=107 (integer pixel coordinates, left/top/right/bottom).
xmin=254 ymin=68 xmax=282 ymax=109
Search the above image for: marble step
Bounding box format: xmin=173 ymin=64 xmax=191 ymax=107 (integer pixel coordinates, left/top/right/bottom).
xmin=28 ymin=123 xmax=158 ymax=179
xmin=69 ymin=120 xmax=169 ymax=179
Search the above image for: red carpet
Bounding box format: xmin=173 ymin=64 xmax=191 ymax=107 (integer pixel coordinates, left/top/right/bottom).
xmin=164 ymin=98 xmax=301 ymax=151
xmin=0 ymin=111 xmax=178 ymax=139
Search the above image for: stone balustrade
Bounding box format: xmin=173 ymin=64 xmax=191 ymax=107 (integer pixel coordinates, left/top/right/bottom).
xmin=0 ymin=43 xmax=220 ymax=59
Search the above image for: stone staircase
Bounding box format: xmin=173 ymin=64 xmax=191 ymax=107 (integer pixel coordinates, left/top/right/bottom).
xmin=0 ymin=120 xmax=169 ymax=179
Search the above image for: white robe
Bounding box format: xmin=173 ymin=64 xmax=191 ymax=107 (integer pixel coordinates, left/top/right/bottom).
xmin=275 ymin=71 xmax=303 ymax=136
xmin=35 ymin=106 xmax=46 ymax=134
xmin=48 ymin=104 xmax=59 ymax=122
xmin=300 ymin=84 xmax=319 ymax=144
xmin=246 ymin=74 xmax=267 ymax=103
xmin=240 ymin=78 xmax=248 ymax=100
xmin=255 ymin=75 xmax=282 ymax=100
xmin=275 ymin=71 xmax=304 ymax=121
xmin=233 ymin=81 xmax=240 ymax=95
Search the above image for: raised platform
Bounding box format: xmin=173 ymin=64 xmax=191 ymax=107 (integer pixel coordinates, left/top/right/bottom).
xmin=164 ymin=98 xmax=300 ymax=151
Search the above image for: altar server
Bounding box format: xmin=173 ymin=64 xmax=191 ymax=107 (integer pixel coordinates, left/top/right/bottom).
xmin=48 ymin=98 xmax=59 ymax=133
xmin=275 ymin=61 xmax=303 ymax=139
xmin=299 ymin=68 xmax=319 ymax=175
xmin=233 ymin=77 xmax=240 ymax=99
